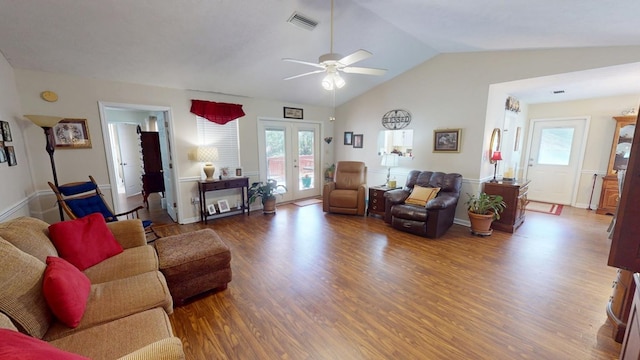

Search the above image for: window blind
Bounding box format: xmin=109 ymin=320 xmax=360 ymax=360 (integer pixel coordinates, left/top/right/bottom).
xmin=196 ymin=116 xmax=240 ymax=171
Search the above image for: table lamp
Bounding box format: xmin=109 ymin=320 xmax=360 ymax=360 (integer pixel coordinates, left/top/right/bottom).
xmin=490 ymin=151 xmax=502 ymax=183
xmin=196 ymin=146 xmax=219 ymax=180
xmin=380 ymin=153 xmax=399 ymax=187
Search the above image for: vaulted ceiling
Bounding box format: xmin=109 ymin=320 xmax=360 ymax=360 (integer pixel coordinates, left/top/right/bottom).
xmin=1 ymin=0 xmax=640 ymax=107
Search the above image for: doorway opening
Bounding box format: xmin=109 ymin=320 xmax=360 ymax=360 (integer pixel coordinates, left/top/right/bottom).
xmin=98 ymin=102 xmax=179 ymax=224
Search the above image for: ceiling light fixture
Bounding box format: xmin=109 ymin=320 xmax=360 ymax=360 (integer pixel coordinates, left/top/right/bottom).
xmin=322 ymin=70 xmax=345 ymax=90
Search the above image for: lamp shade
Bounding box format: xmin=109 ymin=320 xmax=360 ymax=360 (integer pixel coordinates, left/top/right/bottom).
xmin=196 ymin=146 xmax=219 ymax=164
xmin=381 ymin=153 xmax=399 ymax=167
xmin=490 ymin=151 xmax=503 ymax=161
xmin=25 ymin=115 xmax=64 ymax=128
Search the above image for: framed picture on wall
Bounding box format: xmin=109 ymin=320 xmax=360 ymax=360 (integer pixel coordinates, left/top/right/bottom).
xmin=53 ymin=119 xmax=92 ymax=149
xmin=0 ymin=143 xmax=6 ymax=163
xmin=433 ymin=129 xmax=462 ymax=153
xmin=344 ymin=132 xmax=353 ymax=145
xmin=1 ymin=121 xmax=12 ymax=142
xmin=6 ymin=146 xmax=16 ymax=166
xmin=283 ymin=107 xmax=303 ymax=119
xmin=353 ymin=134 xmax=363 ymax=149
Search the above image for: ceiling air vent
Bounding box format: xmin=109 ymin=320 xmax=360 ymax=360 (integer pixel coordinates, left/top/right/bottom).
xmin=287 ymin=12 xmax=318 ymax=31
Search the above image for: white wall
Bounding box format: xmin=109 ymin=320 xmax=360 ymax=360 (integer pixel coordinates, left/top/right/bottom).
xmin=13 ymin=69 xmax=335 ymax=223
xmin=0 ymin=53 xmax=33 ymax=221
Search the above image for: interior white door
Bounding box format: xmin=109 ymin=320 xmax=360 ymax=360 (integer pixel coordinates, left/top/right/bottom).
xmin=117 ymin=124 xmax=142 ymax=197
xmin=258 ymin=119 xmax=322 ymax=203
xmin=156 ymin=112 xmax=177 ymax=221
xmin=525 ymin=118 xmax=587 ymax=205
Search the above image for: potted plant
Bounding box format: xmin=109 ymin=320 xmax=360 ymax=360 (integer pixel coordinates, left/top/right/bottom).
xmin=324 ymin=163 xmax=335 ymax=181
xmin=302 ymin=174 xmax=311 ymax=188
xmin=248 ymin=179 xmax=287 ymax=214
xmin=465 ymin=192 xmax=507 ymax=236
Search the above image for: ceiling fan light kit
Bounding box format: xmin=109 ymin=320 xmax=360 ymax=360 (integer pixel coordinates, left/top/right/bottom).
xmin=283 ymin=0 xmax=386 ymax=91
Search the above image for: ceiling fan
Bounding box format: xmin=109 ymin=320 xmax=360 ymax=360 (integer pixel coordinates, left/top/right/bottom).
xmin=283 ymin=0 xmax=387 ymax=90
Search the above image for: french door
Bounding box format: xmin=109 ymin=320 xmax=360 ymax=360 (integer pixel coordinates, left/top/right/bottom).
xmin=525 ymin=117 xmax=588 ymax=205
xmin=257 ymin=119 xmax=322 ymax=202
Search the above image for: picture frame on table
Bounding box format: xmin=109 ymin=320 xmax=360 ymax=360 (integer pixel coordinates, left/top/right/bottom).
xmin=433 ymin=129 xmax=462 ymax=153
xmin=353 ymin=134 xmax=363 ymax=149
xmin=283 ymin=107 xmax=303 ymax=119
xmin=218 ymin=199 xmax=231 ymax=213
xmin=344 ymin=132 xmax=353 ymax=145
xmin=53 ymin=119 xmax=92 ymax=149
xmin=207 ymin=204 xmax=217 ymax=215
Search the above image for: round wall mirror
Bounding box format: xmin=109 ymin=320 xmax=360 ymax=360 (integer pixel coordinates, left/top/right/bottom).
xmin=489 ymin=128 xmax=501 ymax=163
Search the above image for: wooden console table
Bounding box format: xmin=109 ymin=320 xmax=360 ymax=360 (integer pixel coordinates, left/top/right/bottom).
xmin=198 ymin=177 xmax=249 ymax=224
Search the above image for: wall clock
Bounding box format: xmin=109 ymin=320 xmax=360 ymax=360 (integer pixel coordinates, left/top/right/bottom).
xmin=381 ymin=109 xmax=411 ymax=130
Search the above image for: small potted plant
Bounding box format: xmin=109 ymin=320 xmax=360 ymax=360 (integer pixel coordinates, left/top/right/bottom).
xmin=324 ymin=163 xmax=335 ymax=181
xmin=465 ymin=192 xmax=507 ymax=236
xmin=248 ymin=179 xmax=287 ymax=214
xmin=302 ymin=174 xmax=311 ymax=188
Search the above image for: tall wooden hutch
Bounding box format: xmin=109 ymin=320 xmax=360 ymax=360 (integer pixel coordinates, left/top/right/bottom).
xmin=597 ymin=115 xmax=636 ymax=215
xmin=606 ymin=113 xmax=640 ymax=347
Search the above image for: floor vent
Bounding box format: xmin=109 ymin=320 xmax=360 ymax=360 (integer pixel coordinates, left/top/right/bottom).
xmin=287 ymin=12 xmax=318 ymax=31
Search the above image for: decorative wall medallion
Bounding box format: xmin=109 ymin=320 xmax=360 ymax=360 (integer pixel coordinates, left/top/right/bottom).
xmin=381 ymin=109 xmax=411 ymax=130
xmin=40 ymin=91 xmax=59 ymax=102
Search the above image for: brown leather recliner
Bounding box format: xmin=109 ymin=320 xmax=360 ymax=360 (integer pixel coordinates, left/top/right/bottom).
xmin=323 ymin=161 xmax=367 ymax=216
xmin=384 ymin=170 xmax=462 ymax=238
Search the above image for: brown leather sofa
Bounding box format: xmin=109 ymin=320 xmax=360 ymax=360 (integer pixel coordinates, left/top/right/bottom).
xmin=384 ymin=170 xmax=462 ymax=238
xmin=323 ymin=161 xmax=367 ymax=216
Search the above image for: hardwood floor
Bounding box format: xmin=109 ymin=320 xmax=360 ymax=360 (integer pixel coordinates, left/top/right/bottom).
xmin=144 ymin=198 xmax=621 ymax=359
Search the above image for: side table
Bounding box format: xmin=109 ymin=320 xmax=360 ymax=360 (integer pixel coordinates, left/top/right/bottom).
xmin=368 ymin=186 xmax=395 ymax=217
xmin=198 ymin=177 xmax=249 ymax=224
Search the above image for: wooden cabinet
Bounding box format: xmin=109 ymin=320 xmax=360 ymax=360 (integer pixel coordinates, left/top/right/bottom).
xmin=483 ymin=180 xmax=529 ymax=233
xmin=367 ymin=186 xmax=393 ymax=217
xmin=597 ymin=115 xmax=636 ymax=215
xmin=620 ymin=273 xmax=640 ymax=359
xmin=140 ymin=131 xmax=165 ymax=208
xmin=607 ymin=269 xmax=635 ymax=342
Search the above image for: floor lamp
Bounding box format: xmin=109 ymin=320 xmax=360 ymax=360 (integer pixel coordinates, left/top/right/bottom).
xmin=25 ymin=115 xmax=65 ymax=221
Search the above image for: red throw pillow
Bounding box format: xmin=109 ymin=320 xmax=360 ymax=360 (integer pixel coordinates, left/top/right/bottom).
xmin=48 ymin=213 xmax=123 ymax=271
xmin=42 ymin=256 xmax=91 ymax=328
xmin=0 ymin=328 xmax=90 ymax=359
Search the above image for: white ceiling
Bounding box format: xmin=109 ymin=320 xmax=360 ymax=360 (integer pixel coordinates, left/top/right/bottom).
xmin=1 ymin=0 xmax=640 ymax=107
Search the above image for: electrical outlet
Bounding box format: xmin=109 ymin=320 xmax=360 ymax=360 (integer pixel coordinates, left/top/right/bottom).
xmin=191 ymin=197 xmax=200 ymax=204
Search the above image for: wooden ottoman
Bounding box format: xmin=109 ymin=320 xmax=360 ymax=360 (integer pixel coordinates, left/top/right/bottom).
xmin=155 ymin=228 xmax=232 ymax=306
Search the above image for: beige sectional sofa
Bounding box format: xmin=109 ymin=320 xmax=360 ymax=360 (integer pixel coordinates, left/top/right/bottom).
xmin=0 ymin=216 xmax=185 ymax=359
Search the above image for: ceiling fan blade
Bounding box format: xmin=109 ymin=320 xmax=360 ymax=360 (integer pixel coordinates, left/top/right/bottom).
xmin=284 ymin=70 xmax=326 ymax=81
xmin=342 ymin=66 xmax=387 ymax=76
xmin=338 ymin=50 xmax=372 ymax=66
xmin=282 ymin=58 xmax=326 ymax=69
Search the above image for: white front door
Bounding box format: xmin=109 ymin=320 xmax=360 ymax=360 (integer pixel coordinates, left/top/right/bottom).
xmin=257 ymin=119 xmax=322 ymax=203
xmin=525 ymin=117 xmax=588 ymax=205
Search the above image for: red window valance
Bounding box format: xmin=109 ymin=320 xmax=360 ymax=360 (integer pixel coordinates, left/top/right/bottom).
xmin=190 ymin=100 xmax=245 ymax=124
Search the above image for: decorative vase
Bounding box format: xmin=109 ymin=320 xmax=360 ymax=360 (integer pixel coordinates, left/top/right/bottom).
xmin=262 ymin=196 xmax=277 ymax=214
xmin=468 ymin=211 xmax=494 ymax=236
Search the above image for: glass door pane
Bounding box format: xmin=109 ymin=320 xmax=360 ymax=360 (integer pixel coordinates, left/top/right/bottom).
xmin=298 ymin=129 xmax=315 ymax=190
xmin=265 ymin=128 xmax=287 ymax=189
